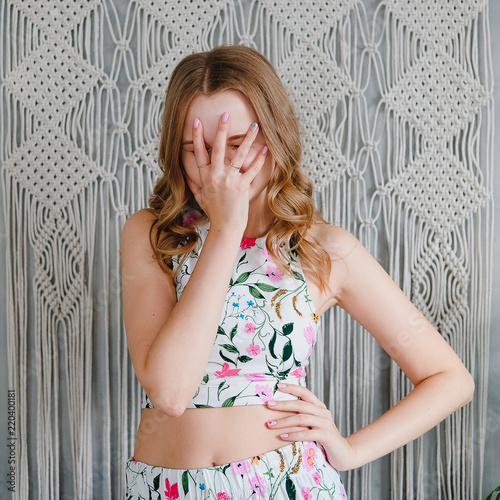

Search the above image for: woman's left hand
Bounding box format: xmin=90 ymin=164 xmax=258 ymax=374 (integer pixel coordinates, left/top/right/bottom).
xmin=266 ymin=383 xmax=357 ymax=471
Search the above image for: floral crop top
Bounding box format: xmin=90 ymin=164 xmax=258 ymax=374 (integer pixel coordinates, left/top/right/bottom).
xmin=141 ymin=219 xmax=320 ymax=409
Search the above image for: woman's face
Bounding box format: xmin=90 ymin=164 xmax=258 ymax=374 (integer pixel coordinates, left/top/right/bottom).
xmin=181 ymin=90 xmax=274 ymax=205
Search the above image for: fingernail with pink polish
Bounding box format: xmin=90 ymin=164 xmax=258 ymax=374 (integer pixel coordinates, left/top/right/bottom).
xmin=262 ymin=146 xmax=268 ymax=155
xmin=221 ymin=112 xmax=229 ymax=123
xmin=193 ymin=118 xmax=200 ymax=129
xmin=267 ymin=400 xmax=277 ymax=407
xmin=280 ymin=433 xmax=289 ymax=439
xmin=277 ymin=382 xmax=286 ymax=388
xmin=267 ymin=420 xmax=277 ymax=427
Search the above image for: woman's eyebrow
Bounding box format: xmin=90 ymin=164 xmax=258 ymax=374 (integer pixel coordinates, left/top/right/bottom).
xmin=182 ymin=134 xmax=246 ymax=146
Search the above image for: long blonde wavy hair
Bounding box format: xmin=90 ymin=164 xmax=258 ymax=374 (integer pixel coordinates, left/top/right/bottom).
xmin=149 ymin=45 xmax=331 ymax=290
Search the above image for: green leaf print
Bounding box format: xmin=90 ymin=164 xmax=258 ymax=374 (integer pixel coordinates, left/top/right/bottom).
xmin=181 ymin=471 xmax=189 ymax=495
xmin=292 ymin=270 xmax=304 ymax=282
xmin=217 ymin=380 xmax=227 ymax=398
xmin=282 ymin=323 xmax=294 ymax=335
xmin=220 ymin=343 xmax=239 ymax=354
xmin=153 ymin=473 xmax=160 ymax=492
xmin=230 ymin=324 xmax=238 ymax=340
xmin=219 ymin=350 xmax=234 ymax=365
xmin=237 ymin=252 xmax=247 ymax=268
xmin=234 ymin=271 xmax=251 ymax=284
xmin=202 ymin=374 xmax=209 ymax=384
xmin=194 ymin=404 xmax=212 ymax=408
xmin=282 ymin=340 xmax=293 ymax=362
xmin=249 ymin=286 xmax=265 ymax=299
xmin=217 ymin=326 xmax=226 ymax=336
xmin=285 ymin=475 xmax=297 ymax=499
xmin=255 ymin=282 xmax=278 ymax=292
xmin=222 ymin=396 xmax=236 ymax=407
xmin=238 ymin=355 xmax=253 ymax=363
xmin=269 ymin=331 xmax=278 ymax=359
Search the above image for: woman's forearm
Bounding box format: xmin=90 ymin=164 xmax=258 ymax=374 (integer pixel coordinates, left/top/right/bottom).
xmin=144 ymin=227 xmax=243 ymax=416
xmin=341 ymin=367 xmax=474 ymax=470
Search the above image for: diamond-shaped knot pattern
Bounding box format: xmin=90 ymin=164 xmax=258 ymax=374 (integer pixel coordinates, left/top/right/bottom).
xmin=388 ymin=146 xmax=488 ymax=234
xmin=384 ymin=50 xmax=489 ymax=140
xmin=411 ymin=237 xmax=469 ymax=334
xmin=278 ymin=43 xmax=354 ymax=114
xmin=3 ymin=41 xmax=100 ymax=123
xmin=134 ymin=0 xmax=226 ymax=32
xmin=262 ymin=0 xmax=354 ymax=39
xmin=10 ymin=0 xmax=100 ymax=35
xmin=277 ymin=43 xmax=354 ymax=185
xmin=136 ymin=49 xmax=193 ymax=97
xmin=4 ymin=128 xmax=100 ymax=211
xmin=301 ymin=132 xmax=351 ymax=185
xmin=33 ymin=215 xmax=84 ymax=319
xmin=386 ymin=0 xmax=486 ymax=42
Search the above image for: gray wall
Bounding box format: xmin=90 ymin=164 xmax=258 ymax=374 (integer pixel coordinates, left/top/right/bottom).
xmin=483 ymin=2 xmax=500 ymax=495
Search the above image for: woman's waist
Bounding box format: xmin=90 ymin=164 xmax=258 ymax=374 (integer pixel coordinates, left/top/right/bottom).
xmin=133 ymin=405 xmax=302 ymax=469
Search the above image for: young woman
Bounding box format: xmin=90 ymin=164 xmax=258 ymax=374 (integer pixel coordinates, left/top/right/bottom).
xmin=121 ymin=45 xmax=474 ymax=499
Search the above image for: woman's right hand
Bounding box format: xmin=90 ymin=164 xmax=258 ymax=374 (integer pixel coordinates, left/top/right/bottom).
xmin=185 ymin=112 xmax=268 ymax=234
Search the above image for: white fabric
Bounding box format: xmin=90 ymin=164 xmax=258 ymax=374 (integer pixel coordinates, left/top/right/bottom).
xmin=0 ymin=0 xmax=493 ymax=498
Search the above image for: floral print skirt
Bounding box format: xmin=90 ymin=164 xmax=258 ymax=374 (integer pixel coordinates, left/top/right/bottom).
xmin=125 ymin=441 xmax=348 ymax=499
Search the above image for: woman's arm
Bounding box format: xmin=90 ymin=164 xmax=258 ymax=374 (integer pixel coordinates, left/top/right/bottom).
xmin=122 ymin=114 xmax=267 ymax=417
xmin=122 ymin=210 xmax=244 ymax=417
xmin=265 ymin=225 xmax=474 ymax=470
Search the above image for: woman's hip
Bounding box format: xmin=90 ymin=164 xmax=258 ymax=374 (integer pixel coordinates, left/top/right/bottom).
xmin=125 ymin=441 xmax=348 ymax=499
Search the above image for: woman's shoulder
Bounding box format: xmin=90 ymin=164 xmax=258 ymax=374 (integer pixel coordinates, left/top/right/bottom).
xmin=123 ymin=208 xmax=157 ymax=228
xmin=308 ymin=221 xmax=360 ymax=262
xmin=122 ymin=208 xmax=157 ymax=239
xmin=121 ymin=209 xmax=159 ymax=260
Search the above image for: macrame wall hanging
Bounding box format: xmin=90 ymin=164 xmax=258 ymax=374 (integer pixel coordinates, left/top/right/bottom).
xmin=0 ymin=0 xmax=493 ymax=499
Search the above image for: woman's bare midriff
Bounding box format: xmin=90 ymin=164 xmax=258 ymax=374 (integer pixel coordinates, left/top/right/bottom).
xmin=133 ymin=405 xmax=303 ymax=469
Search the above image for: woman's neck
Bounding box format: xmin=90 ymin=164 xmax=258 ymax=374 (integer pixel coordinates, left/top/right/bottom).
xmin=244 ymin=203 xmax=275 ymax=240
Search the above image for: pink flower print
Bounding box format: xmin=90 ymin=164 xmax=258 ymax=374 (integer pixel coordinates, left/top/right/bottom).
xmin=245 ymin=373 xmax=266 ymax=381
xmin=240 ymin=237 xmax=256 ymax=249
xmin=267 ymin=265 xmax=283 ymax=284
xmin=217 ymin=493 xmax=230 ymax=500
xmin=164 ymin=478 xmax=179 ymax=500
xmin=304 ymin=325 xmax=316 ymax=356
xmin=231 ymin=459 xmax=251 ymax=476
xmin=302 ymin=442 xmax=318 ymax=472
xmin=302 ymin=486 xmax=313 ymax=500
xmin=313 ymin=472 xmax=321 ymax=485
xmin=340 ymin=485 xmax=347 ymax=500
xmin=248 ymin=473 xmax=266 ymax=497
xmin=291 ymin=367 xmax=306 ymax=378
xmin=244 ymin=323 xmax=256 ymax=334
xmin=182 ymin=210 xmax=202 ymax=227
xmin=246 ymin=344 xmax=261 ymax=356
xmin=262 ymin=247 xmax=274 ymax=262
xmin=340 ymin=484 xmax=348 ymax=499
xmin=255 ymin=384 xmax=274 ymax=403
xmin=214 ymin=363 xmax=241 ymax=378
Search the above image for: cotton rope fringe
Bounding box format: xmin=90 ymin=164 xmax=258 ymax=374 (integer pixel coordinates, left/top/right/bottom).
xmin=0 ymin=0 xmax=494 ymax=499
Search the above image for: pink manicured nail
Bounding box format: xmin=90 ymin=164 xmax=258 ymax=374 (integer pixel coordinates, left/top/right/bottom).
xmin=280 ymin=433 xmax=289 ymax=439
xmin=277 ymin=382 xmax=286 ymax=388
xmin=267 ymin=400 xmax=277 ymax=407
xmin=221 ymin=112 xmax=229 ymax=123
xmin=193 ymin=118 xmax=200 ymax=129
xmin=261 ymin=146 xmax=268 ymax=155
xmin=267 ymin=420 xmax=277 ymax=427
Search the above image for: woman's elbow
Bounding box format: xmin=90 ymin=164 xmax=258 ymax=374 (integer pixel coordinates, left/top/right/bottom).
xmin=149 ymin=391 xmax=192 ymax=418
xmin=460 ymin=370 xmax=475 ymax=406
